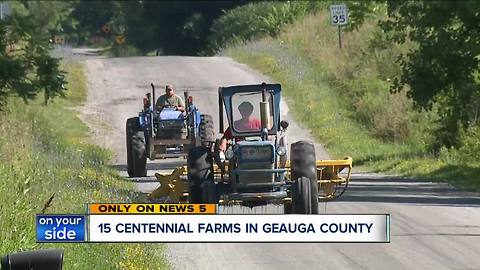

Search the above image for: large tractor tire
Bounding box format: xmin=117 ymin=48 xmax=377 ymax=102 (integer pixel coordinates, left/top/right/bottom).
xmin=201 ymin=180 xmax=217 ymax=204
xmin=126 ymin=117 xmax=147 ymax=177
xmin=290 ymin=141 xmax=318 ymax=214
xmin=292 ymin=177 xmax=317 ymax=214
xmin=283 ymin=198 xmax=293 ymax=214
xmin=198 ymin=114 xmax=215 ymax=147
xmin=188 ymin=146 xmax=213 ymax=203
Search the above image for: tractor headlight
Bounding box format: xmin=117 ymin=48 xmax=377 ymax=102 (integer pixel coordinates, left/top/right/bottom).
xmin=276 ymin=146 xmax=287 ymax=156
xmin=225 ymin=148 xmax=234 ymax=159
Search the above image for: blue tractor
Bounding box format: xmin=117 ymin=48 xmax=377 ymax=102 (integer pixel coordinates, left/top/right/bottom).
xmin=187 ymin=83 xmax=321 ymax=214
xmin=126 ymin=83 xmax=214 ymax=177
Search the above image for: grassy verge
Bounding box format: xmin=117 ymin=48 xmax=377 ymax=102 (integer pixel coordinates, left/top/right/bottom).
xmin=0 ymin=63 xmax=169 ymax=269
xmin=222 ymin=12 xmax=480 ymax=191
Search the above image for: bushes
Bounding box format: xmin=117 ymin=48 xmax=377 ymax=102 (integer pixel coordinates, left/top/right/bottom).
xmin=440 ymin=126 xmax=480 ymax=163
xmin=206 ymin=1 xmax=325 ymax=54
xmin=351 ymin=80 xmax=413 ymax=141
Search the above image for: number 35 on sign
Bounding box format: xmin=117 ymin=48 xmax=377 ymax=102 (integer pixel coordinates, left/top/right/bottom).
xmin=330 ymin=4 xmax=348 ymax=26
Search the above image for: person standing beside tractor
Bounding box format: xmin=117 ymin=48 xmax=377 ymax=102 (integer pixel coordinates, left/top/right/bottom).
xmin=155 ymin=84 xmax=185 ymax=112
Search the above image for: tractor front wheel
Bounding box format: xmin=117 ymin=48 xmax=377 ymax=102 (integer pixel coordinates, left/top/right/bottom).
xmin=290 ymin=141 xmax=318 ymax=214
xmin=201 ymin=181 xmax=217 ymax=204
xmin=187 ymin=146 xmax=213 ymax=203
xmin=292 ymin=177 xmax=318 ymax=214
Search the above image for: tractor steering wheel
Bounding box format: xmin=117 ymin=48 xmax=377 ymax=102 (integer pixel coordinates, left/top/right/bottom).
xmin=162 ymin=105 xmax=178 ymax=110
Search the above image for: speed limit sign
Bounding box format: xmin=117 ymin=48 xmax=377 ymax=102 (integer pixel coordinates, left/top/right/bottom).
xmin=330 ymin=4 xmax=348 ymax=26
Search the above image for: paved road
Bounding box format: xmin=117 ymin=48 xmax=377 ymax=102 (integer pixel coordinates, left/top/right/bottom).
xmin=80 ymin=55 xmax=480 ymax=270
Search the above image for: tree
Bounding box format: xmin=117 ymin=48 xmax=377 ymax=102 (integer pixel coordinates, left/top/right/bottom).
xmin=129 ymin=1 xmax=243 ymax=55
xmin=0 ymin=4 xmax=67 ymax=108
xmin=70 ymin=1 xmax=120 ymax=45
xmin=381 ymin=1 xmax=480 ymax=149
xmin=20 ymin=1 xmax=76 ymax=35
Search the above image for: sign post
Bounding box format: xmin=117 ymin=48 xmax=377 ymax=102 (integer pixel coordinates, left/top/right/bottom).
xmin=330 ymin=4 xmax=348 ymax=49
xmin=338 ymin=25 xmax=342 ymax=49
xmin=0 ymin=2 xmax=3 ymax=21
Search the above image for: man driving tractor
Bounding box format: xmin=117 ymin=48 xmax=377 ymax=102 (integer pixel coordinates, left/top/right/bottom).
xmin=155 ymin=84 xmax=185 ymax=112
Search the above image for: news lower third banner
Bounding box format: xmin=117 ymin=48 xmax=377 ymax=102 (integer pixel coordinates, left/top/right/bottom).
xmin=36 ymin=204 xmax=390 ymax=243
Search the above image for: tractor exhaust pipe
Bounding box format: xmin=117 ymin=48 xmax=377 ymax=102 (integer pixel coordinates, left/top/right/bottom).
xmin=219 ymin=87 xmax=224 ymax=133
xmin=184 ymin=91 xmax=189 ymax=108
xmin=260 ymin=102 xmax=270 ymax=129
xmin=260 ymin=83 xmax=271 ymax=130
xmin=150 ymin=83 xmax=155 ymax=112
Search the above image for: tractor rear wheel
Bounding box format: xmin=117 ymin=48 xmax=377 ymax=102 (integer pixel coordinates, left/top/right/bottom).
xmin=188 ymin=146 xmax=213 ymax=203
xmin=126 ymin=117 xmax=147 ymax=177
xmin=198 ymin=114 xmax=214 ymax=147
xmin=283 ymin=200 xmax=293 ymax=214
xmin=290 ymin=141 xmax=318 ymax=214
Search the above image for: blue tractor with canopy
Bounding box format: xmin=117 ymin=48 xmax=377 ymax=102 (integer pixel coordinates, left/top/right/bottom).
xmin=126 ymin=83 xmax=214 ymax=177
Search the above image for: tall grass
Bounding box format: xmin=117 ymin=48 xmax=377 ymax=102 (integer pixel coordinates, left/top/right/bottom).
xmin=223 ymin=10 xmax=480 ymax=191
xmin=0 ymin=64 xmax=169 ymax=269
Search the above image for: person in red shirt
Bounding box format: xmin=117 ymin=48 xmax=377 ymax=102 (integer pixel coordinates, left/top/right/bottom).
xmin=219 ymin=101 xmax=260 ymax=151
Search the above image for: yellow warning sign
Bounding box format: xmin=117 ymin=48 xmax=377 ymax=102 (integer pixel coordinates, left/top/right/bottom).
xmin=115 ymin=35 xmax=125 ymax=45
xmin=54 ymin=35 xmax=65 ymax=45
xmin=102 ymin=24 xmax=111 ymax=33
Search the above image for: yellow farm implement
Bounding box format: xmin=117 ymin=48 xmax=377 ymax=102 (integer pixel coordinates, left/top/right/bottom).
xmin=149 ymin=157 xmax=352 ymax=203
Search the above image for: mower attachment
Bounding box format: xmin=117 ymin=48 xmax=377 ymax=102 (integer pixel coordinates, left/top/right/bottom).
xmin=148 ymin=157 xmax=352 ymax=203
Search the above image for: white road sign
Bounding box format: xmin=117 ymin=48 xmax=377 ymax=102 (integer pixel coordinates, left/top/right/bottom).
xmin=330 ymin=4 xmax=348 ymax=26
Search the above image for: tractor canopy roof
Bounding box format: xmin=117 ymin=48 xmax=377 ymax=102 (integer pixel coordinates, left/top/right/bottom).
xmin=219 ymin=83 xmax=281 ymax=137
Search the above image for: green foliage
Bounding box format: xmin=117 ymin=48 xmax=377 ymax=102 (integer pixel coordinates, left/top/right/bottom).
xmin=70 ymin=1 xmax=119 ymax=45
xmin=130 ymin=1 xmax=241 ymax=55
xmin=15 ymin=1 xmax=77 ymax=36
xmin=207 ymin=1 xmax=325 ymax=54
xmin=343 ymin=1 xmax=387 ymax=31
xmin=68 ymin=1 xmax=242 ymax=55
xmin=458 ymin=126 xmax=480 ymax=160
xmin=381 ymin=1 xmax=480 ymax=149
xmin=224 ymin=3 xmax=480 ymax=191
xmin=63 ymin=1 xmax=384 ymax=55
xmin=0 ymin=4 xmax=67 ymax=108
xmin=272 ymin=9 xmax=420 ymax=143
xmin=0 ymin=64 xmax=169 ymax=269
xmin=35 ymin=54 xmax=67 ymax=105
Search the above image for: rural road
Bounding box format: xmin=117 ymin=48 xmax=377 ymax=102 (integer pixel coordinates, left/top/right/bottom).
xmin=78 ymin=52 xmax=480 ymax=270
